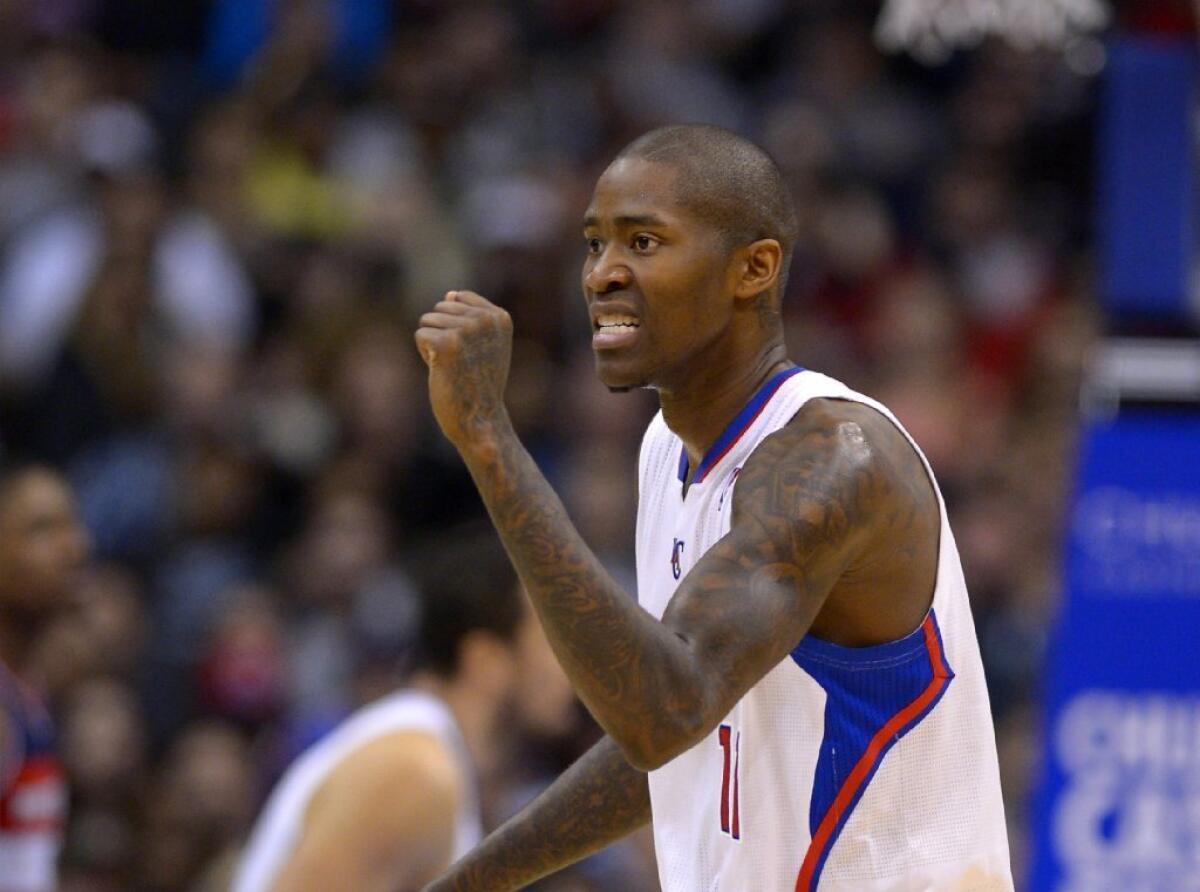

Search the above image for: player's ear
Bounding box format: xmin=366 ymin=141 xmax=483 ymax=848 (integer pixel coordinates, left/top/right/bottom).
xmin=733 ymin=239 xmax=783 ymax=302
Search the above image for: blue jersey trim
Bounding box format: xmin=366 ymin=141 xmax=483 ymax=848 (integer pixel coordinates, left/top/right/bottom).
xmin=791 ymin=610 xmax=954 ymax=890
xmin=677 ymin=366 xmax=804 ymax=484
xmin=791 ymin=612 xmax=932 ymax=667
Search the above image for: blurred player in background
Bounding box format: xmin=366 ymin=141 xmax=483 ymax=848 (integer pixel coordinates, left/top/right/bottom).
xmin=416 ymin=125 xmax=1013 ymax=890
xmin=232 ymin=535 xmax=573 ymax=892
xmin=0 ymin=467 xmax=90 ymax=892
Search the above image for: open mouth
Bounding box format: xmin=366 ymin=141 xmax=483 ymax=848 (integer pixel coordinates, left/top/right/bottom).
xmin=596 ymin=314 xmax=640 ymax=333
xmin=593 ymin=314 xmax=641 ymax=349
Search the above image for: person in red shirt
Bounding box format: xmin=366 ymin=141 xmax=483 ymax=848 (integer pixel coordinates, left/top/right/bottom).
xmin=0 ymin=467 xmax=90 ymax=892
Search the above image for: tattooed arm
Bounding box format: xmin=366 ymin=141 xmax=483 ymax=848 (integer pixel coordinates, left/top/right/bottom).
xmin=415 ymin=292 xmax=895 ymax=770
xmin=424 ymin=737 xmax=650 ymax=892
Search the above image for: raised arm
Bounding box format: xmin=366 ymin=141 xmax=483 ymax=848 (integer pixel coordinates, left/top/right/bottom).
xmin=424 ymin=736 xmax=651 ymax=892
xmin=415 ymin=292 xmax=882 ymax=770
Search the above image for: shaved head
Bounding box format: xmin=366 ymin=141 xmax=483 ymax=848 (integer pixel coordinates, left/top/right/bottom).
xmin=615 ymin=124 xmax=799 ymax=296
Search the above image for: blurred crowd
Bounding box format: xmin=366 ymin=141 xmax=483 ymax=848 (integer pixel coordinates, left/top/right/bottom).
xmin=0 ymin=0 xmax=1109 ymax=888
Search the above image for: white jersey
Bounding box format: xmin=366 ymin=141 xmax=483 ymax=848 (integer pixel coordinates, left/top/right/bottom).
xmin=232 ymin=690 xmax=481 ymax=892
xmin=0 ymin=665 xmax=65 ymax=892
xmin=636 ymin=367 xmax=1013 ymax=892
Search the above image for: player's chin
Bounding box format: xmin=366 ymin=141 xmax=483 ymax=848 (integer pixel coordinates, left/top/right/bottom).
xmin=593 ymin=352 xmax=649 ymax=393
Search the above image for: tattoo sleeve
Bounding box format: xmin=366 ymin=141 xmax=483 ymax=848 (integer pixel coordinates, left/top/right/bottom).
xmin=423 ymin=737 xmax=651 ymax=892
xmin=458 ymin=421 xmax=701 ymax=768
xmin=458 ymin=400 xmax=877 ymax=769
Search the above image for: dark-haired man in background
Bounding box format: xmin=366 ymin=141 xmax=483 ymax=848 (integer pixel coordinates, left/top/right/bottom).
xmin=417 ymin=124 xmax=1013 ymax=890
xmin=0 ymin=467 xmax=91 ymax=892
xmin=232 ymin=537 xmax=573 ymax=892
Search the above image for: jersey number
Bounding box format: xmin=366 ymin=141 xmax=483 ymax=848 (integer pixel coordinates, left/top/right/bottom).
xmin=718 ymin=724 xmax=741 ymax=839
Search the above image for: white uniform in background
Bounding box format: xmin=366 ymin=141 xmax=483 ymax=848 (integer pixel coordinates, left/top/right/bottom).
xmin=636 ymin=367 xmax=1013 ymax=892
xmin=232 ymin=690 xmax=481 ymax=892
xmin=0 ymin=663 xmax=65 ymax=892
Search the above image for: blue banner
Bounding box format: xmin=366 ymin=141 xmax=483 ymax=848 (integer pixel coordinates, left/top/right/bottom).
xmin=1098 ymin=39 xmax=1198 ymax=321
xmin=1029 ymin=412 xmax=1200 ymax=890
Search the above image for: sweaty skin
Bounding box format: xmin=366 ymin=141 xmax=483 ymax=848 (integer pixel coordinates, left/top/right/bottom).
xmin=414 ymin=157 xmax=938 ymax=890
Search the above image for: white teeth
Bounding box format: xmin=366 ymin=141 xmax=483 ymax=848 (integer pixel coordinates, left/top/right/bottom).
xmin=597 ymin=315 xmax=639 ymax=329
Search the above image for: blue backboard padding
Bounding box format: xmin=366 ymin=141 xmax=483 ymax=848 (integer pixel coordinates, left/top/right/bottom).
xmin=1098 ymin=39 xmax=1198 ymax=319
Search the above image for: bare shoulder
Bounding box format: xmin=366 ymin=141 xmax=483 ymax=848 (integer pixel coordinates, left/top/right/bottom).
xmin=308 ymin=729 xmax=463 ymax=827
xmin=731 ymin=398 xmax=890 ymax=530
xmin=730 ymin=396 xmax=936 ymax=564
xmin=275 ymin=729 xmax=465 ymax=890
xmin=773 ymin=397 xmax=919 ymax=462
xmin=337 ymin=729 xmax=461 ymax=795
xmin=793 ymin=397 xmax=939 ymax=521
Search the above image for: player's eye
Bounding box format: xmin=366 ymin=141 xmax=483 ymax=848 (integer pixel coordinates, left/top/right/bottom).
xmin=586 ymin=237 xmax=603 ymax=255
xmin=632 ymin=234 xmax=657 ymax=252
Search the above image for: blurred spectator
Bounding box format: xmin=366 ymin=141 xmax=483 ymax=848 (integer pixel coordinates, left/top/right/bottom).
xmin=0 ymin=467 xmax=91 ymax=892
xmin=232 ymin=533 xmax=575 ymax=891
xmin=59 ymin=677 xmax=148 ymax=885
xmin=137 ymin=721 xmax=257 ymax=891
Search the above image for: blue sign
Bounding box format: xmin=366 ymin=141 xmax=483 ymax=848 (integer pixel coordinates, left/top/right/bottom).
xmin=1029 ymin=412 xmax=1200 ymax=890
xmin=1098 ymin=39 xmax=1198 ymax=321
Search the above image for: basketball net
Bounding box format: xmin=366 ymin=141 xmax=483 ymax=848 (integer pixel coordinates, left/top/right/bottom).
xmin=875 ymin=0 xmax=1112 ymax=63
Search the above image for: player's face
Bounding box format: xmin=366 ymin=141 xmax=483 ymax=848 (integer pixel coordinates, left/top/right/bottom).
xmin=582 ymin=158 xmax=740 ymax=392
xmin=0 ymin=471 xmax=91 ymax=612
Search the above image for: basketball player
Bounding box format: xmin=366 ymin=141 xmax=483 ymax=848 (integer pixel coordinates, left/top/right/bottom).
xmin=0 ymin=467 xmax=90 ymax=892
xmin=415 ymin=124 xmax=1013 ymax=890
xmin=232 ymin=538 xmax=573 ymax=892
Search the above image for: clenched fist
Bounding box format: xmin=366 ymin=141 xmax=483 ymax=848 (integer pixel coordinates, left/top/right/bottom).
xmin=415 ymin=290 xmax=514 ymax=448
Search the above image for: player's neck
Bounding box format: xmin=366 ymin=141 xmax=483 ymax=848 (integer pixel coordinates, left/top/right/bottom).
xmin=410 ymin=671 xmax=504 ymax=780
xmin=659 ymin=341 xmax=791 ymax=484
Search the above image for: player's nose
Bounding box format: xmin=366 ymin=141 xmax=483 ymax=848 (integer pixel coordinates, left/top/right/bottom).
xmin=584 ymin=256 xmax=632 ymax=295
